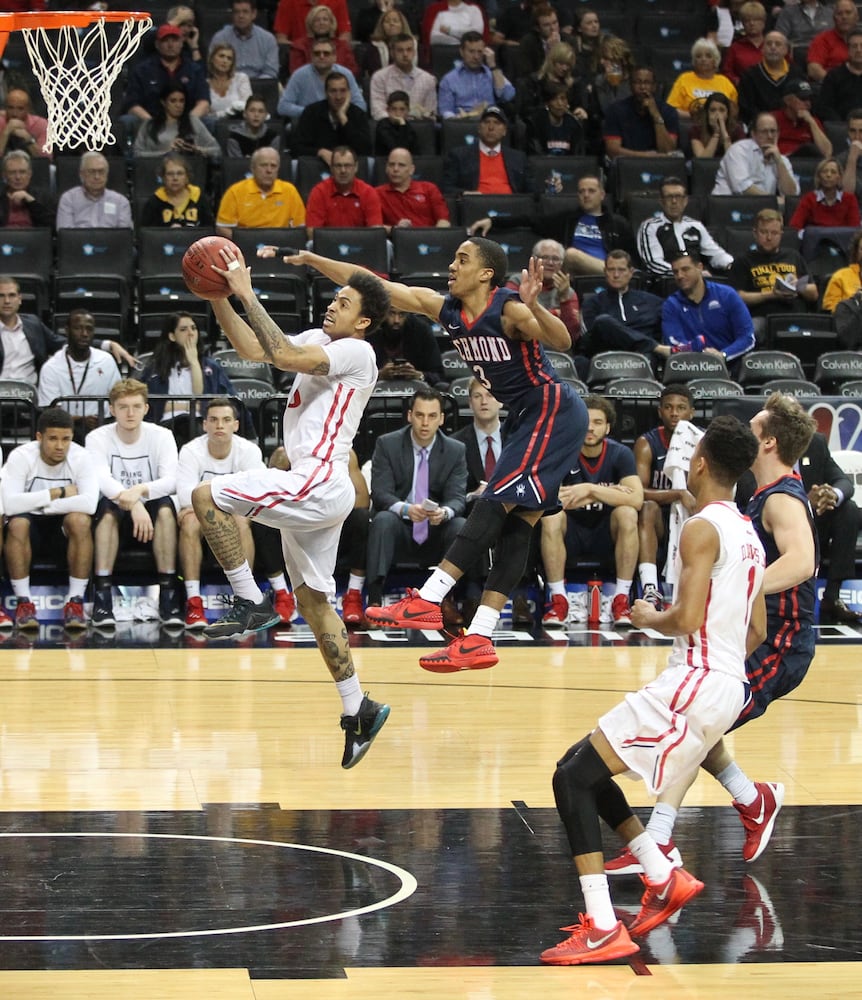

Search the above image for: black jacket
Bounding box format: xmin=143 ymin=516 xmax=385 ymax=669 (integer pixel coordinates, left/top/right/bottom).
xmin=0 ymin=313 xmax=63 ymax=377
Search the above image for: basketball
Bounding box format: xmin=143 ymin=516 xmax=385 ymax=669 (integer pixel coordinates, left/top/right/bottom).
xmin=182 ymin=235 xmax=241 ymax=301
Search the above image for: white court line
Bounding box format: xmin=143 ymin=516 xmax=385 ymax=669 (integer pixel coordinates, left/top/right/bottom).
xmin=0 ymin=831 xmax=418 ymax=941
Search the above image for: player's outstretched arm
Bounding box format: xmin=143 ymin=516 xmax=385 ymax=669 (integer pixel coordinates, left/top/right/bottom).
xmin=504 ymin=256 xmax=572 ymax=350
xmin=213 ymin=248 xmax=330 ymax=373
xmin=278 ymin=249 xmax=446 ymax=323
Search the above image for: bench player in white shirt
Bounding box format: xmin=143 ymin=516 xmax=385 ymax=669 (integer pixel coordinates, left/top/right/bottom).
xmin=191 ymin=246 xmax=391 ymax=769
xmin=85 ymin=379 xmax=181 ymax=628
xmin=540 ymin=415 xmax=767 ymax=966
xmin=176 ymin=396 xmax=294 ymax=629
xmin=2 ymin=407 xmax=99 ymax=630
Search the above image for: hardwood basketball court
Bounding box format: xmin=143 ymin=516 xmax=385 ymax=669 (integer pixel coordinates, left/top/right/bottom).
xmin=0 ymin=621 xmax=858 ymax=998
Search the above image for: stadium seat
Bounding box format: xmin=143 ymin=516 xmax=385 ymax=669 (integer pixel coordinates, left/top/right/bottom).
xmin=737 ymin=350 xmax=806 ymax=392
xmin=587 ymin=351 xmax=656 ymax=388
xmin=603 ymin=377 xmax=664 ymax=397
xmin=662 ymin=351 xmax=730 ymax=383
xmin=686 ymin=377 xmax=744 ymax=399
xmin=813 ymin=351 xmax=862 ymax=393
xmin=759 ymin=378 xmax=821 ymax=397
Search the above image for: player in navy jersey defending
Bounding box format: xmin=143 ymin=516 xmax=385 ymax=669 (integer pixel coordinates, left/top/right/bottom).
xmin=606 ymin=392 xmax=818 ymax=876
xmin=276 ymin=237 xmax=589 ymax=671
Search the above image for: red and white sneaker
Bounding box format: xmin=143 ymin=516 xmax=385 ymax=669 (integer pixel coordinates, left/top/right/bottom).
xmin=63 ymin=598 xmax=87 ymax=630
xmin=365 ymin=588 xmax=443 ymax=629
xmin=341 ymin=588 xmax=365 ymax=627
xmin=540 ymin=914 xmax=639 ymax=966
xmin=542 ymin=593 xmax=569 ymax=627
xmin=419 ymin=631 xmax=498 ymax=672
xmin=611 ymin=593 xmax=633 ymax=626
xmin=273 ymin=588 xmax=295 ymax=624
xmin=15 ymin=599 xmax=38 ymax=630
xmin=733 ymin=781 xmax=785 ymax=863
xmin=605 ymin=839 xmax=683 ymax=876
xmin=185 ymin=596 xmax=207 ymax=630
xmin=628 ymin=867 xmax=704 ymax=937
xmin=0 ymin=605 xmax=12 ymax=630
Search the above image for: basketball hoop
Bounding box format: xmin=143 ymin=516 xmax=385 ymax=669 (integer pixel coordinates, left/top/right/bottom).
xmin=0 ymin=11 xmax=152 ymax=154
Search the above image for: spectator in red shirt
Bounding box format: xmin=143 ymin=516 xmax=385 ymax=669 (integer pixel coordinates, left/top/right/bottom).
xmin=808 ymin=0 xmax=859 ymax=83
xmin=722 ymin=1 xmax=768 ymax=83
xmin=789 ymin=156 xmax=861 ymax=228
xmin=274 ymin=0 xmax=351 ymax=45
xmin=376 ymin=147 xmax=451 ymax=233
xmin=305 ymin=144 xmax=383 ymax=237
xmin=773 ymin=78 xmax=832 ymax=158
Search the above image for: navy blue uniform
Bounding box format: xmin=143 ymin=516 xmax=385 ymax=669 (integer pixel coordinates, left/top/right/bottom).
xmin=561 ymin=438 xmax=636 ymax=560
xmin=439 ymin=287 xmax=587 ymax=510
xmin=642 ymin=426 xmax=672 ymax=491
xmin=731 ymin=473 xmax=818 ymax=730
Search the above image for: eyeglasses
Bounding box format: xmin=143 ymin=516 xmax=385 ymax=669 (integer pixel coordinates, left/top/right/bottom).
xmin=537 ymin=255 xmax=563 ymax=263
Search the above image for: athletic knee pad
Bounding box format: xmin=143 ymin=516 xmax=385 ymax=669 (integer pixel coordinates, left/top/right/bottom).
xmin=445 ymin=499 xmax=508 ymax=575
xmin=552 ymin=740 xmax=614 ymax=857
xmin=485 ymin=515 xmax=535 ymax=596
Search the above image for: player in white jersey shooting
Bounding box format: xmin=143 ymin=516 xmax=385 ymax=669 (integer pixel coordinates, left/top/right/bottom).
xmin=191 ymin=246 xmax=392 ymax=769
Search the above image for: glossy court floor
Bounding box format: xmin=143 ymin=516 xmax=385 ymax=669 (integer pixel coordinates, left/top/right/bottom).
xmin=0 ymin=615 xmax=860 ymax=999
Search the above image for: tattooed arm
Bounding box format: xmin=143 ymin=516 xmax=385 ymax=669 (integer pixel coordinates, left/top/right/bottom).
xmin=210 ymin=248 xmax=332 ymax=375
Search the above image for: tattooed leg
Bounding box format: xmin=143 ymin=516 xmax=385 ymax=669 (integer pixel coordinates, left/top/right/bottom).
xmin=296 ymin=583 xmax=355 ymax=682
xmin=192 ymin=483 xmax=246 ymax=571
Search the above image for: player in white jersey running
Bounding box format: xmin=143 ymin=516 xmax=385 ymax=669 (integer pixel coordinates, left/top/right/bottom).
xmin=191 ymin=246 xmax=392 ymax=769
xmin=540 ymin=415 xmax=767 ymax=966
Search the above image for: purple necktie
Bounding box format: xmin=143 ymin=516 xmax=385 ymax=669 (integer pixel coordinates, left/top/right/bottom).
xmin=413 ymin=447 xmax=429 ymax=544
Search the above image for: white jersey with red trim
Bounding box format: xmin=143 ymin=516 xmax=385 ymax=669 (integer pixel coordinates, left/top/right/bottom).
xmin=281 ymin=330 xmax=377 ymax=469
xmin=667 ymin=499 xmax=765 ymax=682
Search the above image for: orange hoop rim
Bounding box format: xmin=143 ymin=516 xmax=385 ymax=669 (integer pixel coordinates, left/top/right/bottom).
xmin=0 ymin=11 xmax=152 ymax=30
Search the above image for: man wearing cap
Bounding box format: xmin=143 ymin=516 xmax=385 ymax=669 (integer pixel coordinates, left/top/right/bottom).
xmin=774 ymin=79 xmax=832 ymax=157
xmin=438 ymin=31 xmax=515 ymax=120
xmin=122 ymin=22 xmax=210 ymax=121
xmin=817 ymin=29 xmax=862 ymax=123
xmin=442 ymin=105 xmax=529 ymax=195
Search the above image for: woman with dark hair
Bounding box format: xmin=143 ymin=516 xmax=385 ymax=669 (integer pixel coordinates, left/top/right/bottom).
xmin=141 ymin=312 xmax=235 ymax=444
xmin=689 ymin=92 xmax=745 ymax=158
xmin=133 ymin=84 xmax=220 ymax=160
xmin=140 ymin=152 xmax=215 ymax=228
xmin=525 ymin=81 xmax=585 ymax=157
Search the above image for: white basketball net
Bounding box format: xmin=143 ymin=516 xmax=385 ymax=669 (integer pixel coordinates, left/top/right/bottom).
xmin=20 ymin=15 xmax=152 ymax=153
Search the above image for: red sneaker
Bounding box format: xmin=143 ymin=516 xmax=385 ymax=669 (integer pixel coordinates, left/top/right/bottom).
xmin=14 ymin=599 xmax=38 ymax=630
xmin=419 ymin=631 xmax=498 ymax=672
xmin=273 ymin=588 xmax=295 ymax=624
xmin=0 ymin=605 xmax=12 ymax=630
xmin=736 ymin=874 xmax=784 ymax=951
xmin=542 ymin=593 xmax=569 ymax=627
xmin=628 ymin=867 xmax=704 ymax=937
xmin=365 ymin=588 xmax=443 ymax=629
xmin=611 ymin=593 xmax=632 ymax=626
xmin=732 ymin=781 xmax=785 ymax=863
xmin=63 ymin=598 xmax=87 ymax=630
xmin=605 ymin=839 xmax=683 ymax=876
xmin=341 ymin=588 xmax=365 ymax=627
xmin=185 ymin=596 xmax=207 ymax=630
xmin=540 ymin=914 xmax=639 ymax=966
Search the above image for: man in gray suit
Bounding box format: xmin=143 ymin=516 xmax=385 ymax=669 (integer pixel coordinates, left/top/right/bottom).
xmin=367 ymin=387 xmax=468 ymax=610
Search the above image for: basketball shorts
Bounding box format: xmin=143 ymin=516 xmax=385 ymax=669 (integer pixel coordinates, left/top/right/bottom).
xmin=729 ymin=622 xmax=816 ymax=732
xmin=598 ymin=664 xmax=748 ymax=796
xmin=486 ymin=381 xmax=587 ymax=510
xmin=210 ymin=462 xmax=354 ymax=595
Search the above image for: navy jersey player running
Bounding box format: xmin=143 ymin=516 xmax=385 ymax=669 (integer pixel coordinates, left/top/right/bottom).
xmin=277 ymin=237 xmax=589 ymax=672
xmin=607 ymin=391 xmax=818 ymax=876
